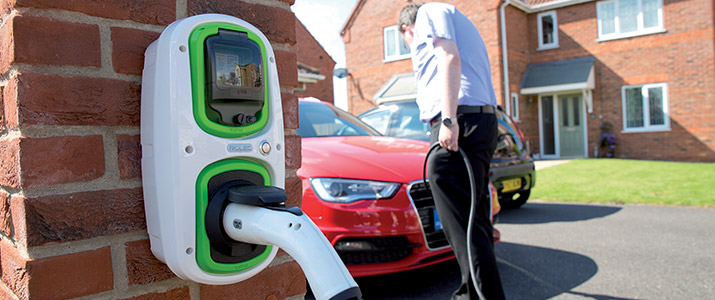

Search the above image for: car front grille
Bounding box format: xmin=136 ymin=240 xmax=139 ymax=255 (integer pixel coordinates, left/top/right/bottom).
xmin=335 ymin=236 xmax=419 ymax=265
xmin=407 ymin=180 xmax=449 ymax=249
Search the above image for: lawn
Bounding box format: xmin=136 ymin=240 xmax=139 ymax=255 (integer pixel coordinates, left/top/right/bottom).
xmin=530 ymin=158 xmax=715 ymax=207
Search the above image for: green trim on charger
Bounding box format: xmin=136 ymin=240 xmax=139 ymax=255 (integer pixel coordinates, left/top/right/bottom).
xmin=188 ymin=23 xmax=270 ymax=138
xmin=195 ymin=159 xmax=273 ymax=274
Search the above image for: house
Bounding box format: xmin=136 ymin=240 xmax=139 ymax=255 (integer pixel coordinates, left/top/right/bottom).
xmin=341 ymin=0 xmax=715 ymax=162
xmin=295 ymin=18 xmax=336 ymax=103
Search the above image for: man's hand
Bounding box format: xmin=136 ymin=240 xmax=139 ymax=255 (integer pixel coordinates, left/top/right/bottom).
xmin=439 ymin=122 xmax=459 ymax=152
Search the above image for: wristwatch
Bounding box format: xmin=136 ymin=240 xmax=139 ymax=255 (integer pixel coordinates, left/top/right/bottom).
xmin=442 ymin=116 xmax=457 ymax=127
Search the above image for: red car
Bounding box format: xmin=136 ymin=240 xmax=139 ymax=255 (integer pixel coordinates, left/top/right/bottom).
xmin=296 ymin=98 xmax=500 ymax=277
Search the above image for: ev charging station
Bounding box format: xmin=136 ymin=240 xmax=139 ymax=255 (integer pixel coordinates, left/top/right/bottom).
xmin=141 ymin=14 xmax=361 ymax=300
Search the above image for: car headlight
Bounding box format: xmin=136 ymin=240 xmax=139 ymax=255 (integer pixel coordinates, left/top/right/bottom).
xmin=310 ymin=178 xmax=400 ymax=203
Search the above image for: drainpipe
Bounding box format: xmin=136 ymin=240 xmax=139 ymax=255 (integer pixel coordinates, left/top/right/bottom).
xmin=500 ymin=0 xmax=511 ymax=114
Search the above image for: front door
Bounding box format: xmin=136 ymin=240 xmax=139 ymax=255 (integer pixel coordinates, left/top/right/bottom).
xmin=558 ymin=94 xmax=585 ymax=157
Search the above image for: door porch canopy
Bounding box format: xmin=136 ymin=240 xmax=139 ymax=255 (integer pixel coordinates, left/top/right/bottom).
xmin=520 ymin=56 xmax=596 ymax=113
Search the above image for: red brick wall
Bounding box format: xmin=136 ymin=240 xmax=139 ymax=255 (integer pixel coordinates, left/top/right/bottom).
xmin=0 ymin=0 xmax=306 ymax=299
xmin=344 ymin=0 xmax=715 ymax=161
xmin=511 ymin=0 xmax=715 ymax=161
xmin=294 ymin=18 xmax=336 ymax=103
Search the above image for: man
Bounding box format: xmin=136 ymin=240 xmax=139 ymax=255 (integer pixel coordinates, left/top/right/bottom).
xmin=398 ymin=3 xmax=505 ymax=299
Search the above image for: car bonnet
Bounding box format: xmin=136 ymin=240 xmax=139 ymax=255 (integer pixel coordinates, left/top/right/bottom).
xmin=298 ymin=136 xmax=429 ymax=184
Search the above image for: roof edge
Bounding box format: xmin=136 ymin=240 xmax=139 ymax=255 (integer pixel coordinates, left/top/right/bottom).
xmin=510 ymin=0 xmax=596 ymax=13
xmin=340 ymin=0 xmax=366 ymax=36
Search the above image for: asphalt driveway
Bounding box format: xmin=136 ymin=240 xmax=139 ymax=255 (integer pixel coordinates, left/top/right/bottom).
xmin=496 ymin=201 xmax=714 ymax=299
xmin=353 ymin=201 xmax=715 ymax=299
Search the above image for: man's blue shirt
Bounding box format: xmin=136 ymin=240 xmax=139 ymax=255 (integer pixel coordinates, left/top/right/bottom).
xmin=410 ymin=2 xmax=497 ymax=121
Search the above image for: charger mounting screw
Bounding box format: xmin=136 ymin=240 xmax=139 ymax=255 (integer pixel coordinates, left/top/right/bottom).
xmin=233 ymin=219 xmax=242 ymax=230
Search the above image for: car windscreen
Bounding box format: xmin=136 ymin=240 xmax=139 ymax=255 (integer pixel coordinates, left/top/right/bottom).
xmin=297 ymin=101 xmax=382 ymax=138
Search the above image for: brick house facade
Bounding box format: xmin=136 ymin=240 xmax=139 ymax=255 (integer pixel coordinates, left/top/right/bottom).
xmin=341 ymin=0 xmax=715 ymax=162
xmin=0 ymin=0 xmax=306 ymax=299
xmin=294 ymin=18 xmax=336 ymax=104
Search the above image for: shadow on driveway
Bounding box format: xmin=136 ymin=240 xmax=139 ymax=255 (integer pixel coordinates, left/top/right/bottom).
xmin=351 ymin=242 xmax=607 ymax=300
xmin=498 ymin=202 xmax=622 ymax=224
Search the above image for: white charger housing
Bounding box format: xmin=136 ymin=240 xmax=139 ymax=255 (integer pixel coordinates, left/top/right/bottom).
xmin=141 ymin=14 xmax=284 ymax=284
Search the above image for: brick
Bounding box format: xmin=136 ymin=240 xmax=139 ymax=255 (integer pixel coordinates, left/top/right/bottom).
xmin=2 ymin=74 xmax=17 ymax=127
xmin=29 ymin=247 xmax=113 ymax=299
xmin=112 ymin=27 xmax=161 ymax=75
xmin=284 ymin=134 xmax=301 ymax=170
xmin=0 ymin=86 xmax=4 ymax=130
xmin=12 ymin=188 xmax=145 ymax=247
xmin=200 ymin=261 xmax=305 ymax=300
xmin=126 ymin=239 xmax=175 ymax=285
xmin=0 ymin=138 xmax=20 ymax=188
xmin=285 ymin=175 xmax=302 ymax=207
xmin=0 ymin=190 xmax=11 ymax=236
xmin=0 ymin=15 xmax=15 ymax=75
xmin=19 ymin=135 xmax=105 ymax=187
xmin=121 ymin=287 xmax=190 ymax=300
xmin=188 ymin=0 xmax=296 ymax=45
xmin=275 ymin=50 xmax=299 ymax=89
xmin=1 ymin=241 xmax=113 ymax=300
xmin=281 ymin=92 xmax=298 ymax=130
xmin=16 ymin=0 xmax=175 ymax=25
xmin=10 ymin=72 xmax=141 ymax=126
xmin=13 ymin=15 xmax=100 ymax=67
xmin=1 ymin=239 xmax=29 ymax=299
xmin=118 ymin=134 xmax=142 ymax=179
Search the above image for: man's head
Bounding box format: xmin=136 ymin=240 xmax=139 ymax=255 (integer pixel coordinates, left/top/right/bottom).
xmin=398 ymin=2 xmax=422 ymax=46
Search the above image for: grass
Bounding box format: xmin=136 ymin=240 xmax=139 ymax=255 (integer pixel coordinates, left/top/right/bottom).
xmin=530 ymin=158 xmax=715 ymax=207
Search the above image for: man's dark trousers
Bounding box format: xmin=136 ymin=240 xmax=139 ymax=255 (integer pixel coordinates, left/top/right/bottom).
xmin=427 ymin=111 xmax=505 ymax=300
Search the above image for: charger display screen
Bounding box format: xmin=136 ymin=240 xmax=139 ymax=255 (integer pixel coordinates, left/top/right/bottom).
xmin=213 ymin=44 xmax=262 ymax=89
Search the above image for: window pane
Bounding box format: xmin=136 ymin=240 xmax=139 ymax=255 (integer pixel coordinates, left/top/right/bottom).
xmin=600 ymin=2 xmax=616 ymax=35
xmin=625 ymin=87 xmax=644 ymax=128
xmin=642 ymin=0 xmax=660 ymax=28
xmin=541 ymin=15 xmax=554 ymax=44
xmin=561 ymin=98 xmax=569 ymax=126
xmin=648 ymin=87 xmax=665 ymax=125
xmin=619 ymin=0 xmax=639 ymax=33
xmin=542 ymin=96 xmax=555 ymax=155
xmin=398 ymin=36 xmax=410 ymax=55
xmin=385 ymin=29 xmax=396 ymax=57
xmin=360 ymin=110 xmax=390 ymax=134
xmin=572 ymin=97 xmax=580 ymax=126
xmin=511 ymin=95 xmax=519 ymax=119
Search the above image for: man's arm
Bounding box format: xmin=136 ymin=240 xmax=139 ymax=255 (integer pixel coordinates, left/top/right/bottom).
xmin=433 ymin=37 xmax=461 ymax=152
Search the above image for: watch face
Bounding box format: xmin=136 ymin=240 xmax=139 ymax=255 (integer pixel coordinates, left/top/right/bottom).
xmin=443 ymin=117 xmax=454 ymax=127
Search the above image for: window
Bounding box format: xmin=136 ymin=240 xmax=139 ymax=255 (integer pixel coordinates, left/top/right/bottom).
xmin=510 ymin=93 xmax=520 ymax=121
xmin=537 ymin=11 xmax=558 ymax=50
xmin=597 ymin=0 xmax=664 ymax=40
xmin=383 ymin=25 xmax=410 ymax=61
xmin=621 ymin=83 xmax=669 ymax=132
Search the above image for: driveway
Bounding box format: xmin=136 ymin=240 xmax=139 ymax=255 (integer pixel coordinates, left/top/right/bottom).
xmin=352 ymin=202 xmax=715 ymax=299
xmin=495 ymin=201 xmax=715 ymax=299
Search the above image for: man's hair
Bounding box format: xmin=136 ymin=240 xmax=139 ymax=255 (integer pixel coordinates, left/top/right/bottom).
xmin=398 ymin=3 xmax=422 ymax=33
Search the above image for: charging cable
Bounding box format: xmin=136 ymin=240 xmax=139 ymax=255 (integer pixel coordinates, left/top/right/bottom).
xmin=423 ymin=143 xmax=488 ymax=300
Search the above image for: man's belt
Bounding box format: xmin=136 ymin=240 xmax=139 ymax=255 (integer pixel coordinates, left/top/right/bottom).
xmin=429 ymin=105 xmax=495 ymax=126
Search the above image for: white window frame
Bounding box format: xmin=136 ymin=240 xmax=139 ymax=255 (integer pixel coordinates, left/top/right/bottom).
xmin=596 ymin=0 xmax=665 ymax=41
xmin=621 ymin=82 xmax=670 ymax=133
xmin=510 ymin=92 xmax=520 ymax=121
xmin=537 ymin=11 xmax=559 ymax=50
xmin=383 ymin=25 xmax=411 ymax=62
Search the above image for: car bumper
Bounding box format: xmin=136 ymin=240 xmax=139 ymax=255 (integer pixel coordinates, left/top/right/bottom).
xmin=490 ymin=160 xmax=536 ymax=193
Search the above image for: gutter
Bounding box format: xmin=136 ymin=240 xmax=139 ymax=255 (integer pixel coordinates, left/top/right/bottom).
xmin=500 ymin=0 xmax=511 ymax=114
